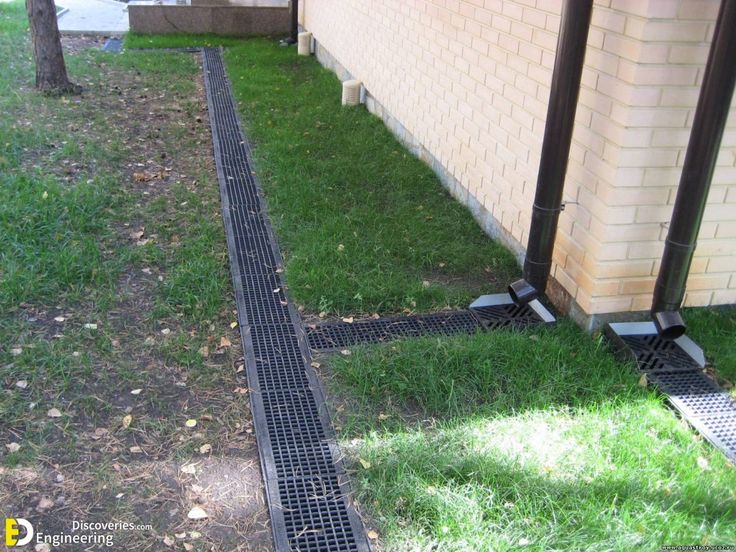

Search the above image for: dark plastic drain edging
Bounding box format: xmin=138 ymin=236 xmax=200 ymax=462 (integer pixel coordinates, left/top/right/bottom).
xmin=203 ymin=47 xmax=370 ymax=552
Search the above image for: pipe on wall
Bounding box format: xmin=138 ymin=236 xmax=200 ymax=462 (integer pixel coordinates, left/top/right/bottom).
xmin=650 ymin=0 xmax=736 ymax=340
xmin=508 ymin=0 xmax=594 ymax=305
xmin=290 ymin=0 xmax=299 ymax=43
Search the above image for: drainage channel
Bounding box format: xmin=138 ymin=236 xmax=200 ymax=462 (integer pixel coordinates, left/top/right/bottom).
xmin=202 ymin=47 xmax=370 ymax=552
xmin=306 ymin=299 xmax=552 ymax=352
xmin=607 ymin=323 xmax=736 ymax=463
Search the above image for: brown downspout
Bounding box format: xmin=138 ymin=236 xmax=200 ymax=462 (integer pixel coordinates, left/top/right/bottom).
xmin=650 ymin=0 xmax=736 ymax=340
xmin=289 ymin=0 xmax=299 ymax=44
xmin=508 ymin=0 xmax=594 ymax=304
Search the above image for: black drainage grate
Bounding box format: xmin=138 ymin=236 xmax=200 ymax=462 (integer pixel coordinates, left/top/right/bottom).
xmin=307 ymin=297 xmax=554 ymax=352
xmin=620 ymin=334 xmax=701 ymax=372
xmin=203 ymin=47 xmax=370 ymax=552
xmin=606 ymin=322 xmax=736 ymax=463
xmin=306 ymin=311 xmax=482 ymax=351
xmin=471 ymin=302 xmax=547 ymax=330
xmin=648 ymin=371 xmax=736 ymax=419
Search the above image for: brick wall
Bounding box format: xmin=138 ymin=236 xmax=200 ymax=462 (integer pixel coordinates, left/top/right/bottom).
xmin=300 ymin=0 xmax=736 ymax=324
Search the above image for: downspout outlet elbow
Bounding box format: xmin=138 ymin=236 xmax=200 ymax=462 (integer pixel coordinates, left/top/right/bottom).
xmin=652 ymin=310 xmax=686 ymax=341
xmin=508 ymin=279 xmax=539 ymax=305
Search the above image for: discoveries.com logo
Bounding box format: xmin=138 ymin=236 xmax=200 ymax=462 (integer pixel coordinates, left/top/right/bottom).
xmin=5 ymin=518 xmax=34 ymax=547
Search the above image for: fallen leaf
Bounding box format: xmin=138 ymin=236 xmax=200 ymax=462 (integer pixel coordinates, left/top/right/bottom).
xmin=130 ymin=446 xmax=143 ymax=454
xmin=311 ymin=361 xmax=321 ymax=369
xmin=35 ymin=544 xmax=51 ymax=552
xmin=367 ymin=530 xmax=379 ymax=540
xmin=181 ymin=464 xmax=197 ymax=475
xmin=92 ymin=428 xmax=109 ymax=440
xmin=10 ymin=347 xmax=22 ymax=356
xmin=187 ymin=506 xmax=209 ymax=520
xmin=37 ymin=497 xmax=54 ymax=510
xmin=220 ymin=336 xmax=231 ymax=348
xmin=230 ymin=321 xmax=238 ymax=329
xmin=340 ymin=349 xmax=352 ymax=356
xmin=233 ymin=387 xmax=248 ymax=394
xmin=47 ymin=408 xmax=62 ymax=418
xmin=638 ymin=374 xmax=648 ymax=387
xmin=5 ymin=442 xmax=21 ymax=453
xmin=122 ymin=415 xmax=133 ymax=429
xmin=342 ymin=316 xmax=354 ymax=324
xmin=163 ymin=535 xmax=175 ymax=547
xmin=198 ymin=346 xmax=209 ymax=358
xmin=161 ymin=328 xmax=171 ymax=335
xmin=15 ymin=380 xmax=28 ymax=389
xmin=199 ymin=444 xmax=212 ymax=454
xmin=422 ymin=280 xmax=431 ymax=288
xmin=378 ymin=413 xmax=389 ymax=420
xmin=131 ymin=389 xmax=142 ymax=395
xmin=359 ymin=458 xmax=371 ymax=469
xmin=175 ymin=532 xmax=187 ymax=539
xmin=190 ymin=531 xmax=201 ymax=539
xmin=184 ymin=544 xmax=194 ymax=551
xmin=185 ymin=419 xmax=197 ymax=428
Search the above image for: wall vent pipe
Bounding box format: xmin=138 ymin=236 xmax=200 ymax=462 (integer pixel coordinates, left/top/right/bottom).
xmin=508 ymin=0 xmax=594 ymax=305
xmin=650 ymin=0 xmax=736 ymax=339
xmin=341 ymin=79 xmax=362 ymax=106
xmin=297 ymin=31 xmax=312 ymax=56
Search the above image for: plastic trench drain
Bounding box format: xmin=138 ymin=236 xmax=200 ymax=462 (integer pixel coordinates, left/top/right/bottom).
xmin=606 ymin=322 xmax=736 ymax=463
xmin=307 ymin=295 xmax=555 ymax=352
xmin=202 ymin=48 xmax=370 ymax=552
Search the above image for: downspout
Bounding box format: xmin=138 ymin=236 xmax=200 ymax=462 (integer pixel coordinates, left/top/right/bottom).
xmin=650 ymin=0 xmax=736 ymax=340
xmin=289 ymin=0 xmax=299 ymax=44
xmin=508 ymin=0 xmax=594 ymax=304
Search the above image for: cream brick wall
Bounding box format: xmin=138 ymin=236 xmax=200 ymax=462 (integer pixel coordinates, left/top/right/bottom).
xmin=301 ymin=0 xmax=736 ymax=319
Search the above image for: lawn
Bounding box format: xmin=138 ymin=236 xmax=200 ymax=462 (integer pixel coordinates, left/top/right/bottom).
xmin=324 ymin=324 xmax=736 ymax=551
xmin=1 ymin=4 xmax=269 ymax=549
xmin=685 ymin=305 xmax=736 ymax=384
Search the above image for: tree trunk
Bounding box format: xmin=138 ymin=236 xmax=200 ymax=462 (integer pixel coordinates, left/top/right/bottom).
xmin=26 ymin=0 xmax=80 ymax=95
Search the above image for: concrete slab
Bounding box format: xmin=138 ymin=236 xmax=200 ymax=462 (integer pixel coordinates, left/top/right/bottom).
xmin=57 ymin=0 xmax=129 ymax=35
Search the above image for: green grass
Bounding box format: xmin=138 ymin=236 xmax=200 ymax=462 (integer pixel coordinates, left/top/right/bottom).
xmin=218 ymin=39 xmax=518 ymax=316
xmin=685 ymin=305 xmax=736 ymax=383
xmin=0 ymin=0 xmax=235 ymax=451
xmin=124 ymin=32 xmax=253 ymax=50
xmin=328 ymin=326 xmax=736 ymax=551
